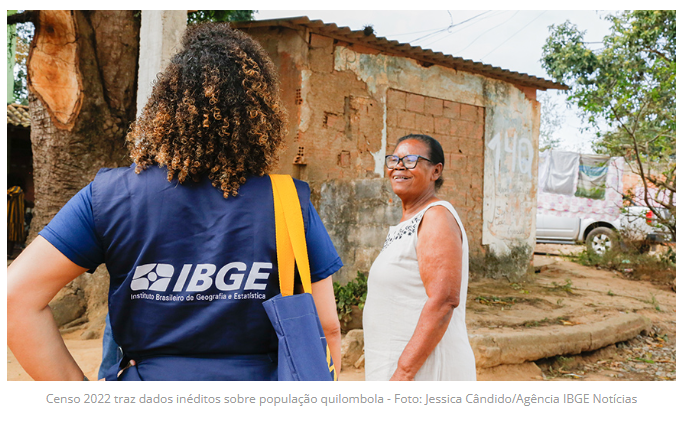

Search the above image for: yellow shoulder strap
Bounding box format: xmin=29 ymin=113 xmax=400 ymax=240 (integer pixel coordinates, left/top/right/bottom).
xmin=270 ymin=174 xmax=338 ymax=380
xmin=270 ymin=174 xmax=312 ymax=296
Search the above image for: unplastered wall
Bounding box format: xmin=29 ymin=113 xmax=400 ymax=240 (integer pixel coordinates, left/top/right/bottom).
xmin=326 ymin=43 xmax=538 ymax=280
xmin=238 ymin=26 xmax=310 ymax=178
xmin=312 ymin=41 xmax=491 ymax=282
xmin=243 ymin=27 xmax=539 ymax=282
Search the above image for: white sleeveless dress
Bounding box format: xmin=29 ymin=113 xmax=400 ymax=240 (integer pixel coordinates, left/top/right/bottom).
xmin=363 ymin=201 xmax=477 ymax=381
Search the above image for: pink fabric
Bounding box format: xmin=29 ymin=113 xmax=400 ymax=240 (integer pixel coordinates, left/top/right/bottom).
xmin=538 ymin=157 xmax=624 ymax=220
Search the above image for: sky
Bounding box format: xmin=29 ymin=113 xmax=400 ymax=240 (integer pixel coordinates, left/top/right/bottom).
xmin=255 ymin=9 xmax=618 ymax=153
xmin=6 ymin=7 xmax=622 ymax=152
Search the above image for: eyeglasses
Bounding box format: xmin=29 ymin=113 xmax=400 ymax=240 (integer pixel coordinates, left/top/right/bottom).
xmin=384 ymin=154 xmax=432 ymax=169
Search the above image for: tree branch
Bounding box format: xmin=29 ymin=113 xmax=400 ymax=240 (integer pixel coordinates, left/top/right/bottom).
xmin=645 ymin=48 xmax=671 ymax=63
xmin=7 ymin=11 xmax=36 ymax=25
xmin=611 ymin=103 xmax=663 ymax=215
xmin=631 ymin=96 xmax=652 ymax=137
xmin=645 ymin=174 xmax=677 ymax=194
xmin=650 ymin=195 xmax=674 ymax=212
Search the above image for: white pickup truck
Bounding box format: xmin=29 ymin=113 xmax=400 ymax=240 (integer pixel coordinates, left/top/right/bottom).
xmin=536 ymin=206 xmax=668 ymax=255
xmin=535 ymin=151 xmax=670 ymax=255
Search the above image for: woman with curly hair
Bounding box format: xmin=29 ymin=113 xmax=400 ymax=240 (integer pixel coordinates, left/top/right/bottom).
xmin=7 ymin=23 xmax=343 ymax=381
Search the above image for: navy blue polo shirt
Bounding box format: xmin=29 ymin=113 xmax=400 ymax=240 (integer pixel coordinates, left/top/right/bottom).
xmin=40 ymin=165 xmax=342 ymax=358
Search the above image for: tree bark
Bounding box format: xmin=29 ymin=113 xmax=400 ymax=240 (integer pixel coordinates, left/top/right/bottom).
xmin=28 ymin=10 xmax=140 ymax=241
xmin=7 ymin=10 xmax=37 ymax=25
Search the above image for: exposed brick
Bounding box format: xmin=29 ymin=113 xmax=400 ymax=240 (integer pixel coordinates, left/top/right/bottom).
xmin=425 ymin=97 xmax=443 ymax=116
xmin=448 ymin=152 xmax=467 ymax=171
xmin=476 ymin=106 xmax=485 ymax=123
xmin=349 ymin=96 xmax=368 ymax=111
xmin=443 ymin=101 xmax=459 ymax=119
xmin=473 ymin=120 xmax=485 ymax=141
xmin=386 ymin=127 xmax=407 ymax=149
xmin=357 ymin=133 xmax=370 ymax=153
xmin=471 ymin=184 xmax=483 ymax=197
xmin=387 ymin=89 xmax=406 ymax=110
xmin=397 ymin=110 xmax=416 ymax=130
xmin=458 ymin=138 xmax=470 ymax=157
xmin=434 ymin=117 xmax=451 ymax=135
xmin=472 ymin=139 xmax=484 ymax=157
xmin=331 ymin=131 xmax=350 ymax=148
xmin=361 ymin=152 xmax=375 ymax=171
xmin=325 ymin=113 xmax=346 ymax=132
xmin=439 ymin=185 xmax=455 ymax=200
xmin=338 ymin=150 xmax=351 ymax=168
xmin=439 ymin=135 xmax=459 ymax=152
xmin=470 ymin=159 xmax=484 ymax=179
xmin=386 ymin=108 xmax=398 ymax=129
xmin=415 ymin=114 xmax=434 ymax=133
xmin=310 ymin=33 xmax=333 ymax=49
xmin=451 ymin=119 xmax=477 ymax=139
xmin=406 ymin=93 xmax=425 ymax=113
xmin=455 ymin=141 xmax=465 ymax=155
xmin=440 ymin=174 xmax=456 ymax=192
xmin=459 ymin=138 xmax=474 ymax=158
xmin=327 ymin=169 xmax=345 ymax=180
xmin=386 ymin=142 xmax=395 ymax=155
xmin=454 ymin=190 xmax=468 ymax=207
xmin=470 ymin=174 xmax=483 ymax=193
xmin=460 ymin=103 xmax=479 ymax=121
xmin=309 ymin=48 xmax=333 ymax=73
xmin=350 ymin=43 xmax=382 ymax=56
xmin=438 ymin=171 xmax=453 ymax=183
xmin=466 ymin=158 xmax=476 ymax=176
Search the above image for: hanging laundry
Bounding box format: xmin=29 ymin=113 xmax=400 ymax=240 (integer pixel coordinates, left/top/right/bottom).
xmin=575 ymin=155 xmax=609 ymax=199
xmin=543 ymin=150 xmax=579 ymax=196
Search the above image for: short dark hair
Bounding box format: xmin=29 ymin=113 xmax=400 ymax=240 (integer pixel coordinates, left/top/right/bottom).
xmin=396 ymin=134 xmax=445 ymax=190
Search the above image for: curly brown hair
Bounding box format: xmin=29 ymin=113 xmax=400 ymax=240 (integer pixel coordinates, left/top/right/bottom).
xmin=126 ymin=22 xmax=287 ymax=197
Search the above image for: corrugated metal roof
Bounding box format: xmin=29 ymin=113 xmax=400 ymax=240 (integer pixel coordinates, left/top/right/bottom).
xmin=7 ymin=103 xmax=30 ymax=127
xmin=233 ymin=16 xmax=567 ymax=91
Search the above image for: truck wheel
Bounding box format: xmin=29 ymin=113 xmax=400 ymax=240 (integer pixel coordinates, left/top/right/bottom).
xmin=586 ymin=227 xmax=618 ymax=256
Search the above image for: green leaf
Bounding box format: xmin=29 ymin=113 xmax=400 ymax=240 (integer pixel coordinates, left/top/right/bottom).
xmin=541 ymin=10 xmax=676 ymax=235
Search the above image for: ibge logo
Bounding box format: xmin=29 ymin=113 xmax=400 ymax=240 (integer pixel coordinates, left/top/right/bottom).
xmin=129 ymin=262 xmax=273 ymax=294
xmin=131 ymin=264 xmax=174 ymax=291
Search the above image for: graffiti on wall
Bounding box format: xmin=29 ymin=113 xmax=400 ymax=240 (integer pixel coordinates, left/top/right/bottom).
xmin=485 ymin=130 xmax=536 ymax=240
xmin=487 ymin=132 xmax=533 ymax=180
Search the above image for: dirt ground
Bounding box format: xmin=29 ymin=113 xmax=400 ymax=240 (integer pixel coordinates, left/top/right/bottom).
xmin=468 ymin=244 xmax=676 ymax=381
xmin=7 ymin=244 xmax=676 ymax=381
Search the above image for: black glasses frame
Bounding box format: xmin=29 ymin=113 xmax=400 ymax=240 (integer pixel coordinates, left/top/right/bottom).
xmin=384 ymin=154 xmax=433 ymax=169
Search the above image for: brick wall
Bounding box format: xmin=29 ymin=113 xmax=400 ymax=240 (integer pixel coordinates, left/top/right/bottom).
xmin=386 ymin=89 xmax=485 ymax=249
xmin=239 ymin=26 xmax=493 ymax=280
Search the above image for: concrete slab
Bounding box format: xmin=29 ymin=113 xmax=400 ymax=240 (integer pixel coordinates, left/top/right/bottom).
xmin=468 ymin=313 xmax=651 ymax=368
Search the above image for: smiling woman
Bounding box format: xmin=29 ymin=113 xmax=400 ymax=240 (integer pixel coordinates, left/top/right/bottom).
xmin=363 ymin=134 xmax=477 ymax=381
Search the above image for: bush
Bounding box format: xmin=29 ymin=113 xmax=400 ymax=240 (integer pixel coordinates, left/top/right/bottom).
xmin=571 ymin=246 xmax=675 ymax=283
xmin=333 ymin=271 xmax=367 ymax=324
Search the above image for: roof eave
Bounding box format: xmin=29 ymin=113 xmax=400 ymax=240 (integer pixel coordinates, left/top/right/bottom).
xmin=232 ymin=17 xmax=568 ymax=91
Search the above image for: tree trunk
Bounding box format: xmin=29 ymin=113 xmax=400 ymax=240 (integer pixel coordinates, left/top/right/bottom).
xmin=26 ymin=11 xmax=140 ymax=331
xmin=28 ymin=10 xmax=140 ymax=240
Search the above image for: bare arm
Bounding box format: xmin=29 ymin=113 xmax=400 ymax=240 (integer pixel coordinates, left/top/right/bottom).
xmin=311 ymin=276 xmax=342 ymax=376
xmin=390 ymin=206 xmax=463 ymax=381
xmin=7 ymin=236 xmax=89 ymax=380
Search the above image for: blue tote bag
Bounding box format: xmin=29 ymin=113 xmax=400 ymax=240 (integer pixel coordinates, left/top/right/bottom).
xmin=263 ymin=175 xmax=337 ymax=381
